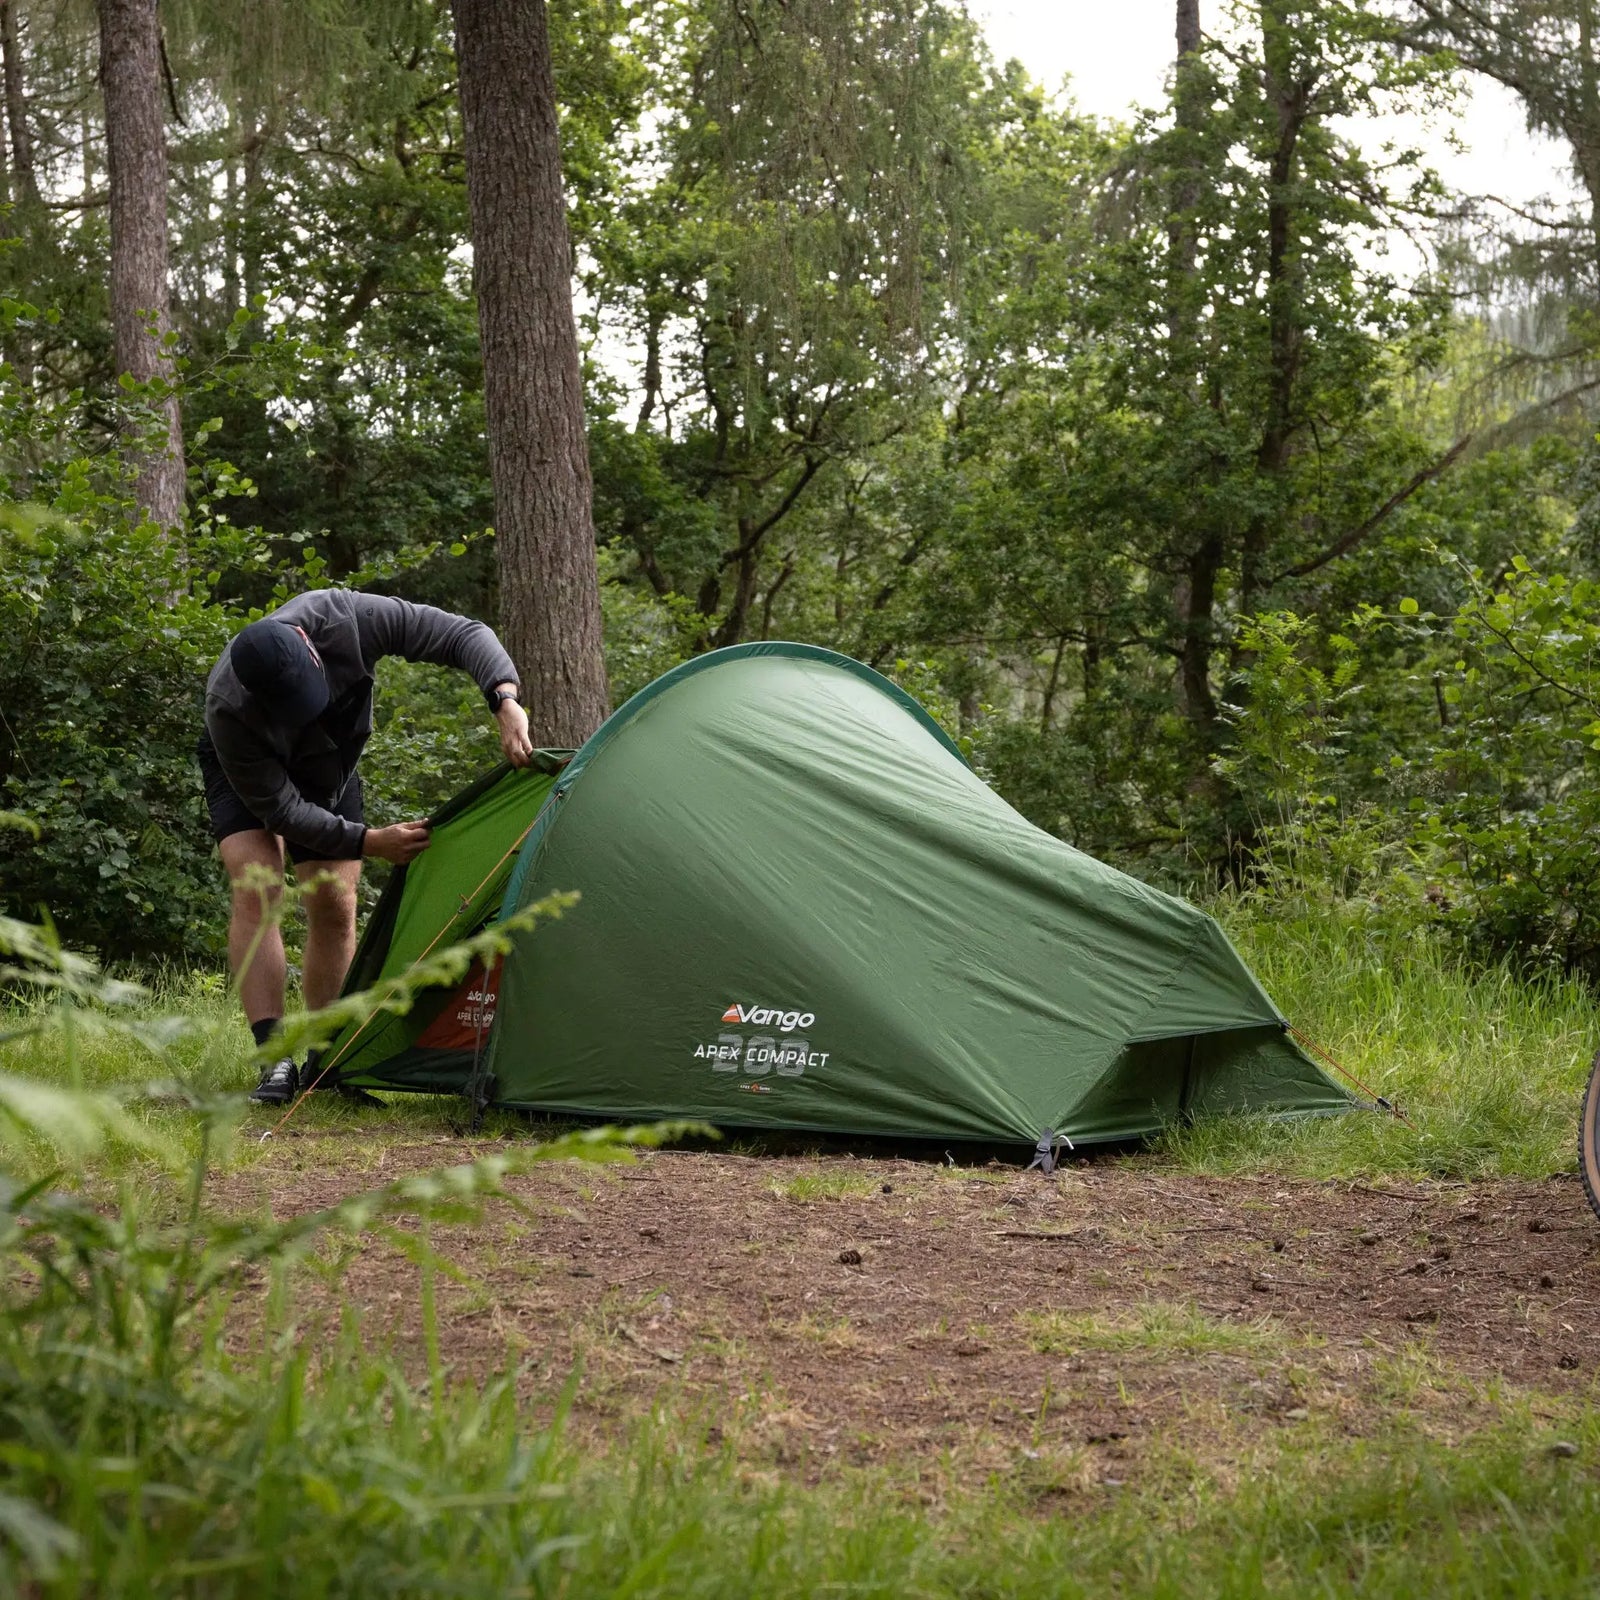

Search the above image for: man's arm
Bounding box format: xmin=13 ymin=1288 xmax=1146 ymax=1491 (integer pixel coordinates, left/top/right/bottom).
xmin=489 ymin=679 xmax=534 ymax=768
xmin=208 ymin=722 xmax=431 ymax=863
xmin=355 ymin=594 xmax=518 ymax=699
xmin=357 ymin=594 xmax=535 ymax=768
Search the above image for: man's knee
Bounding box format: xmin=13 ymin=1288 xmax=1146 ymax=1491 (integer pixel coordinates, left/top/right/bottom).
xmin=220 ymin=832 xmax=285 ymax=926
xmin=229 ymin=875 xmax=283 ymax=927
xmin=301 ymin=873 xmax=358 ymax=936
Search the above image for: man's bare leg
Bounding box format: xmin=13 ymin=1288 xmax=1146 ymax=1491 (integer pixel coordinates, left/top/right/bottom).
xmin=219 ymin=830 xmax=287 ymax=1026
xmin=295 ymin=858 xmax=362 ymax=1012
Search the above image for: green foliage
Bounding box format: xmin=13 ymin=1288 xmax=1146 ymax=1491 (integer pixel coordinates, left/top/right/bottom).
xmin=361 ymin=658 xmax=506 ymax=825
xmin=0 ymin=877 xmax=695 ymax=1591
xmin=589 ymin=0 xmax=1014 ymax=650
xmin=0 ymin=489 xmax=235 ymax=961
xmin=1395 ymin=553 xmax=1600 ymax=976
xmin=1213 ymin=611 xmax=1405 ymax=899
xmin=593 ymin=543 xmax=700 ymax=705
xmin=1220 ymin=613 xmax=1363 ymax=829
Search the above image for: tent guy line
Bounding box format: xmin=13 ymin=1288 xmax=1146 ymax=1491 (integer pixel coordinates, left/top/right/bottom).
xmin=1287 ymin=1023 xmax=1414 ymax=1128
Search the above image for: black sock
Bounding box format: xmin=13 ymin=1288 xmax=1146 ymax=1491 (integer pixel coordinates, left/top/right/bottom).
xmin=249 ymin=1017 xmax=281 ymax=1050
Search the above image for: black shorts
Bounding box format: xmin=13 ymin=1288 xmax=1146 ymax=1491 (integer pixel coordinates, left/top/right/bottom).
xmin=196 ymin=735 xmax=364 ymax=865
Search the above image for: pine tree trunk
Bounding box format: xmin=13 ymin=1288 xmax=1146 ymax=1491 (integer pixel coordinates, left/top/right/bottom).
xmin=449 ymin=0 xmax=611 ymax=746
xmin=2 ymin=0 xmax=37 ymax=388
xmin=1168 ymin=0 xmax=1218 ymax=739
xmin=1577 ymin=0 xmax=1600 ymax=284
xmin=1246 ymin=0 xmax=1306 ymax=619
xmin=98 ymin=0 xmax=184 ymax=532
xmin=0 ymin=1 xmax=36 ymax=206
xmin=1167 ymin=0 xmax=1202 ymax=346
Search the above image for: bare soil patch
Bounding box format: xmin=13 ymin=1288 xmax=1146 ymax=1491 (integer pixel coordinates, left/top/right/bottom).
xmin=213 ymin=1141 xmax=1600 ymax=1486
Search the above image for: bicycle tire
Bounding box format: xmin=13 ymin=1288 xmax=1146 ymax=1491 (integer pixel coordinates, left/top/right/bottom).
xmin=1578 ymin=1049 xmax=1600 ymax=1224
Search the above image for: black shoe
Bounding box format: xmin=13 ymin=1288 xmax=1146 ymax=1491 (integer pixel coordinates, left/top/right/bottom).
xmin=249 ymin=1057 xmax=299 ymax=1106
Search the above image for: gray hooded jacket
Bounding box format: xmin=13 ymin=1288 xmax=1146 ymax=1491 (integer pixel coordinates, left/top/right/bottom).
xmin=203 ymin=589 xmax=517 ymax=859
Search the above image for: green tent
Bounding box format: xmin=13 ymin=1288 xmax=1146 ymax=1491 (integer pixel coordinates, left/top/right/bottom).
xmin=321 ymin=642 xmax=1349 ymax=1147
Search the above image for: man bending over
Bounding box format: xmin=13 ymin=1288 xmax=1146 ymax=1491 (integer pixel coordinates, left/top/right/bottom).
xmin=199 ymin=589 xmax=533 ymax=1105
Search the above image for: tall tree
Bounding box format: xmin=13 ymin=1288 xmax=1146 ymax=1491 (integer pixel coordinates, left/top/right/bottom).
xmin=0 ymin=1 xmax=38 ymax=207
xmin=449 ymin=0 xmax=610 ymax=745
xmin=0 ymin=0 xmax=31 ymax=385
xmin=98 ymin=0 xmax=183 ymax=529
xmin=1166 ymin=0 xmax=1217 ymax=738
xmin=590 ymin=0 xmax=990 ymax=651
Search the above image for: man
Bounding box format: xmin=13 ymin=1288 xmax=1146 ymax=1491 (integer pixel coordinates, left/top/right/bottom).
xmin=199 ymin=588 xmax=534 ymax=1105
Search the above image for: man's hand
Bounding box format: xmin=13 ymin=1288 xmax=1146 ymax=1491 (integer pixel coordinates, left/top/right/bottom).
xmin=496 ymin=695 xmax=534 ymax=769
xmin=362 ymin=821 xmax=432 ymax=864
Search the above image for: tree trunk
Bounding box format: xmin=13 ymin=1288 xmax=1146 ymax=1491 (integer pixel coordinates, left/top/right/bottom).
xmin=98 ymin=0 xmax=184 ymax=531
xmin=241 ymin=116 xmax=265 ymax=315
xmin=1245 ymin=0 xmax=1305 ymax=618
xmin=1168 ymin=0 xmax=1220 ymax=735
xmin=1577 ymin=0 xmax=1600 ymax=284
xmin=449 ymin=0 xmax=611 ymax=746
xmin=0 ymin=1 xmax=35 ymax=205
xmin=1166 ymin=0 xmax=1203 ymax=354
xmin=1176 ymin=537 xmax=1223 ymax=736
xmin=712 ymin=515 xmax=762 ymax=648
xmin=1039 ymin=635 xmax=1068 ymax=734
xmin=2 ymin=0 xmax=37 ymax=388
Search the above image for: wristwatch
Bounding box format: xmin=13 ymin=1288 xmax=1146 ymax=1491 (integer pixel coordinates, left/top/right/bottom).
xmin=486 ymin=686 xmax=522 ymax=713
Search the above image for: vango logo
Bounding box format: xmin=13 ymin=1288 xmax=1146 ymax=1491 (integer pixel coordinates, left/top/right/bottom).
xmin=720 ymin=1003 xmax=816 ymax=1033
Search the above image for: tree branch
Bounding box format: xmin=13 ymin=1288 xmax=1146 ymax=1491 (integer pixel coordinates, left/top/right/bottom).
xmin=1278 ymin=375 xmax=1600 ymax=581
xmin=157 ymin=24 xmax=183 ymax=126
xmin=717 ymin=453 xmax=827 ymax=566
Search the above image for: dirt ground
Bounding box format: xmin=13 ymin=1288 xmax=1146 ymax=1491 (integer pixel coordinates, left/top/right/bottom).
xmin=213 ymin=1140 xmax=1600 ymax=1487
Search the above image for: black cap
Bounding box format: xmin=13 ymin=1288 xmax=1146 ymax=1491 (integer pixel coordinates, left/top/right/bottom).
xmin=229 ymin=619 xmax=330 ymax=726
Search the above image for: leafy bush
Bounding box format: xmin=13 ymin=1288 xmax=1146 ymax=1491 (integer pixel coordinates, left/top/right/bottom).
xmin=1214 ymin=610 xmax=1412 ymax=902
xmin=361 ymin=657 xmax=507 ymax=827
xmin=1211 ymin=561 xmax=1600 ymax=977
xmin=594 ymin=542 xmax=700 ymax=705
xmin=0 ymin=507 xmax=235 ymax=961
xmin=1402 ymin=556 xmax=1600 ymax=976
xmin=0 ymin=328 xmax=540 ymax=966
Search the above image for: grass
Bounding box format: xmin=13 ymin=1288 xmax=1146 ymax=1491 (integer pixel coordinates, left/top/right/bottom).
xmin=0 ymin=969 xmax=569 ymax=1184
xmin=6 ymin=899 xmax=1600 ymax=1592
xmin=9 ymin=1344 xmax=1600 ymax=1597
xmin=1021 ymin=1300 xmax=1283 ymax=1358
xmin=784 ymin=1312 xmax=866 ymax=1347
xmin=767 ymin=1169 xmax=880 ymax=1202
